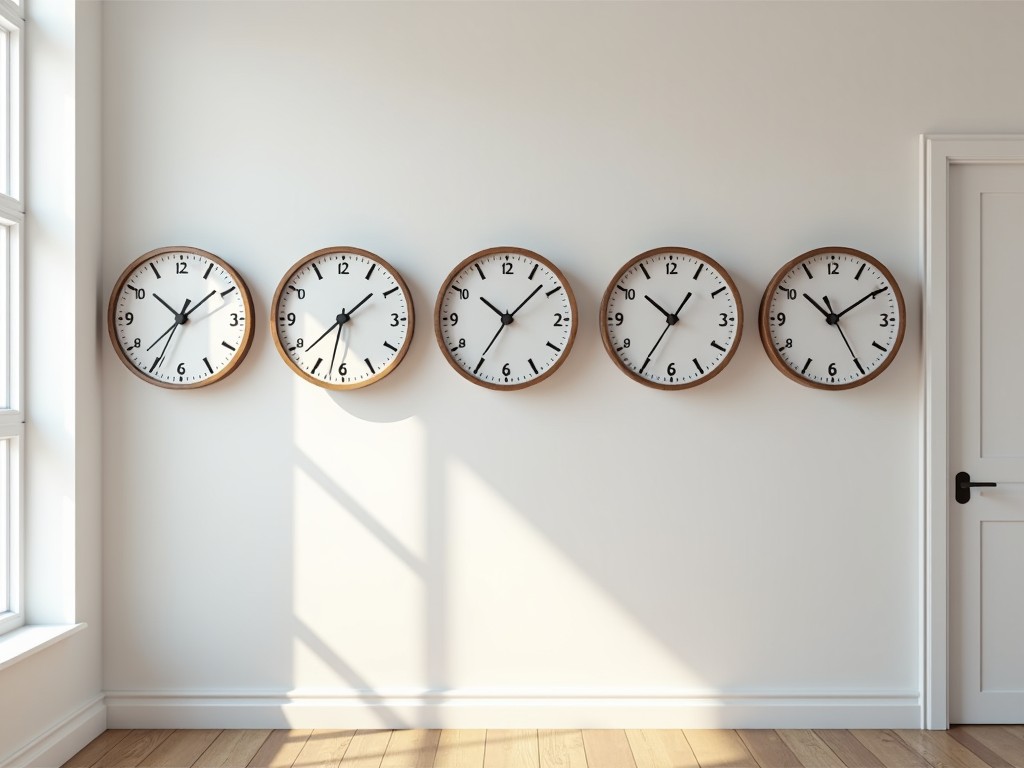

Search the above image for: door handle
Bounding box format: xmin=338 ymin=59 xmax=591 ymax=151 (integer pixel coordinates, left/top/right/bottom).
xmin=955 ymin=470 xmax=998 ymax=504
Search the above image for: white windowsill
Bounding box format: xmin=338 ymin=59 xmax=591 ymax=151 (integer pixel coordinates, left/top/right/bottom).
xmin=0 ymin=623 xmax=86 ymax=672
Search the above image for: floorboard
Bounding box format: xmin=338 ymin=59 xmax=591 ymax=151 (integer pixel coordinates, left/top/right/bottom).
xmin=537 ymin=730 xmax=587 ymax=768
xmin=63 ymin=727 xmax=1024 ymax=768
xmin=776 ymin=730 xmax=845 ymax=768
xmin=193 ymin=730 xmax=271 ymax=768
xmin=683 ymin=729 xmax=757 ymax=768
xmin=433 ymin=730 xmax=485 ymax=768
xmin=625 ymin=729 xmax=699 ymax=768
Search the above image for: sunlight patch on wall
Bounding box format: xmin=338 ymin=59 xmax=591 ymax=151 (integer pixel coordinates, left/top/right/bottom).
xmin=292 ymin=382 xmax=428 ymax=688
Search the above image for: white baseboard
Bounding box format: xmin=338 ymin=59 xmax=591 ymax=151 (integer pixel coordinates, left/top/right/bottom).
xmin=105 ymin=688 xmax=922 ymax=730
xmin=0 ymin=696 xmax=106 ymax=768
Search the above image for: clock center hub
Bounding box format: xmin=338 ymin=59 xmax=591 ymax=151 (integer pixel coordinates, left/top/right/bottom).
xmin=337 ymin=312 xmax=351 ymax=326
xmin=826 ymin=313 xmax=840 ymax=326
xmin=501 ymin=312 xmax=514 ymax=326
xmin=667 ymin=314 xmax=679 ymax=326
xmin=175 ymin=313 xmax=187 ymax=325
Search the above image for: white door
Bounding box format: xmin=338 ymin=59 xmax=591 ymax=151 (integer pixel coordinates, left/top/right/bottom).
xmin=949 ymin=161 xmax=1024 ymax=723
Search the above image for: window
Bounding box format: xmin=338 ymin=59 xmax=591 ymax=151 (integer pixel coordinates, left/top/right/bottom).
xmin=0 ymin=0 xmax=23 ymax=636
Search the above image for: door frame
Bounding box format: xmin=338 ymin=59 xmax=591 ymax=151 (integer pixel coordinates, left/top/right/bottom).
xmin=922 ymin=134 xmax=1024 ymax=728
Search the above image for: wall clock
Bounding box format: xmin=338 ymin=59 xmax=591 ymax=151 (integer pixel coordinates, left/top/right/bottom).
xmin=107 ymin=246 xmax=255 ymax=389
xmin=600 ymin=247 xmax=743 ymax=389
xmin=271 ymin=247 xmax=414 ymax=390
xmin=434 ymin=246 xmax=578 ymax=390
xmin=758 ymin=246 xmax=906 ymax=389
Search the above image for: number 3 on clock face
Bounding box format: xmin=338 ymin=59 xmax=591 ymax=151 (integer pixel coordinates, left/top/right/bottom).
xmin=758 ymin=246 xmax=906 ymax=389
xmin=434 ymin=247 xmax=578 ymax=390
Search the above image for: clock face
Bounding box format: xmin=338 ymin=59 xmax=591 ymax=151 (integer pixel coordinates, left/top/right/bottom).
xmin=272 ymin=247 xmax=414 ymax=390
xmin=434 ymin=247 xmax=578 ymax=390
xmin=759 ymin=246 xmax=906 ymax=389
xmin=108 ymin=246 xmax=255 ymax=388
xmin=600 ymin=247 xmax=743 ymax=389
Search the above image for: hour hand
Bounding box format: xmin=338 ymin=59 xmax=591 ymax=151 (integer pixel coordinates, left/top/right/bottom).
xmin=152 ymin=293 xmax=178 ymax=316
xmin=803 ymin=293 xmax=831 ymax=319
xmin=480 ymin=296 xmax=504 ymax=317
xmin=644 ymin=294 xmax=672 ymax=318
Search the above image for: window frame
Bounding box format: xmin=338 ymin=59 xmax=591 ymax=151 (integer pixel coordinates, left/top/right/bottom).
xmin=0 ymin=0 xmax=25 ymax=637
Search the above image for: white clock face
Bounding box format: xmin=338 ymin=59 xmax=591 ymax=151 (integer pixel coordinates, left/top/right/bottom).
xmin=272 ymin=248 xmax=414 ymax=390
xmin=108 ymin=247 xmax=254 ymax=388
xmin=435 ymin=247 xmax=578 ymax=389
xmin=760 ymin=247 xmax=906 ymax=389
xmin=601 ymin=248 xmax=743 ymax=389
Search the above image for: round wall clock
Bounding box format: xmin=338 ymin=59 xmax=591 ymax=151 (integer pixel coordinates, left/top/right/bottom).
xmin=758 ymin=246 xmax=906 ymax=390
xmin=600 ymin=247 xmax=743 ymax=389
xmin=271 ymin=247 xmax=414 ymax=390
xmin=107 ymin=246 xmax=255 ymax=389
xmin=434 ymin=247 xmax=578 ymax=390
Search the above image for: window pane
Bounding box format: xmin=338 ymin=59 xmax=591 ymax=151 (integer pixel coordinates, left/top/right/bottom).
xmin=0 ymin=439 xmax=9 ymax=615
xmin=0 ymin=224 xmax=8 ymax=411
xmin=0 ymin=27 xmax=7 ymax=198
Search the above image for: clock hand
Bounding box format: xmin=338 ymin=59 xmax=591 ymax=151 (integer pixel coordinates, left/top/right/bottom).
xmin=822 ymin=296 xmax=857 ymax=360
xmin=145 ymin=298 xmax=192 ymax=352
xmin=152 ymin=293 xmax=179 ymax=316
xmin=836 ymin=286 xmax=889 ymax=319
xmin=644 ymin=294 xmax=672 ymax=318
xmin=306 ymin=319 xmax=341 ymax=352
xmin=148 ymin=297 xmax=192 ymax=368
xmin=803 ymin=293 xmax=831 ymax=320
xmin=480 ymin=296 xmax=504 ymax=317
xmin=328 ymin=323 xmax=343 ymax=376
xmin=347 ymin=293 xmax=373 ymax=316
xmin=510 ymin=284 xmax=543 ymax=317
xmin=182 ymin=290 xmax=218 ymax=320
xmin=480 ymin=320 xmax=507 ymax=358
xmin=638 ymin=292 xmax=692 ymax=374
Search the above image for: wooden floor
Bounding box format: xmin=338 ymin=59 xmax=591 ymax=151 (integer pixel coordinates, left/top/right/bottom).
xmin=62 ymin=727 xmax=1024 ymax=768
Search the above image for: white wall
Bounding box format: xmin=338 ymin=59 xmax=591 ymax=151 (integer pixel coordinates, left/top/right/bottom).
xmin=0 ymin=0 xmax=105 ymax=764
xmin=99 ymin=0 xmax=1024 ymax=728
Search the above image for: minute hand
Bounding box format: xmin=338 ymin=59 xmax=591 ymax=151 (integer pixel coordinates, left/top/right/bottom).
xmin=836 ymin=287 xmax=889 ymax=319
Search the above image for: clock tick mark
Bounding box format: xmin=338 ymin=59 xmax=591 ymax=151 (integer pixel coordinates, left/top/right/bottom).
xmin=364 ymin=358 xmax=375 ymax=373
xmin=474 ymin=264 xmax=485 ymax=280
xmin=221 ymin=286 xmax=236 ymax=297
xmin=473 ymin=357 xmax=485 ymax=374
xmin=203 ymin=263 xmax=214 ymax=280
xmin=546 ymin=341 xmax=561 ymax=352
xmin=221 ymin=341 xmax=236 ymax=351
xmin=855 ymin=263 xmax=866 ymax=280
xmin=383 ymin=287 xmax=399 ymax=297
xmin=365 ymin=263 xmax=376 ymax=280
xmin=203 ymin=357 xmax=214 ymax=374
xmin=311 ymin=358 xmax=323 ymax=374
xmin=383 ymin=341 xmax=398 ymax=352
xmin=546 ymin=286 xmax=562 ymax=297
xmin=528 ymin=264 xmax=539 ymax=280
xmin=693 ymin=358 xmax=704 ymax=374
xmin=801 ymin=358 xmax=813 ymax=374
xmin=150 ymin=263 xmax=162 ymax=279
xmin=711 ymin=340 xmax=726 ymax=352
xmin=639 ymin=263 xmax=651 ymax=280
xmin=693 ymin=263 xmax=704 ymax=280
xmin=802 ymin=264 xmax=814 ymax=279
xmin=312 ymin=264 xmax=323 ymax=280
xmin=872 ymin=341 xmax=887 ymax=351
xmin=528 ymin=358 xmax=539 ymax=374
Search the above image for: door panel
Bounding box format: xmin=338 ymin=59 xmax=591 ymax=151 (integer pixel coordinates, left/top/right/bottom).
xmin=949 ymin=162 xmax=1024 ymax=723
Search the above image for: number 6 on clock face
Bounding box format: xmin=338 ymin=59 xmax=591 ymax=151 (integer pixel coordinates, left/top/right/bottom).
xmin=434 ymin=247 xmax=578 ymax=390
